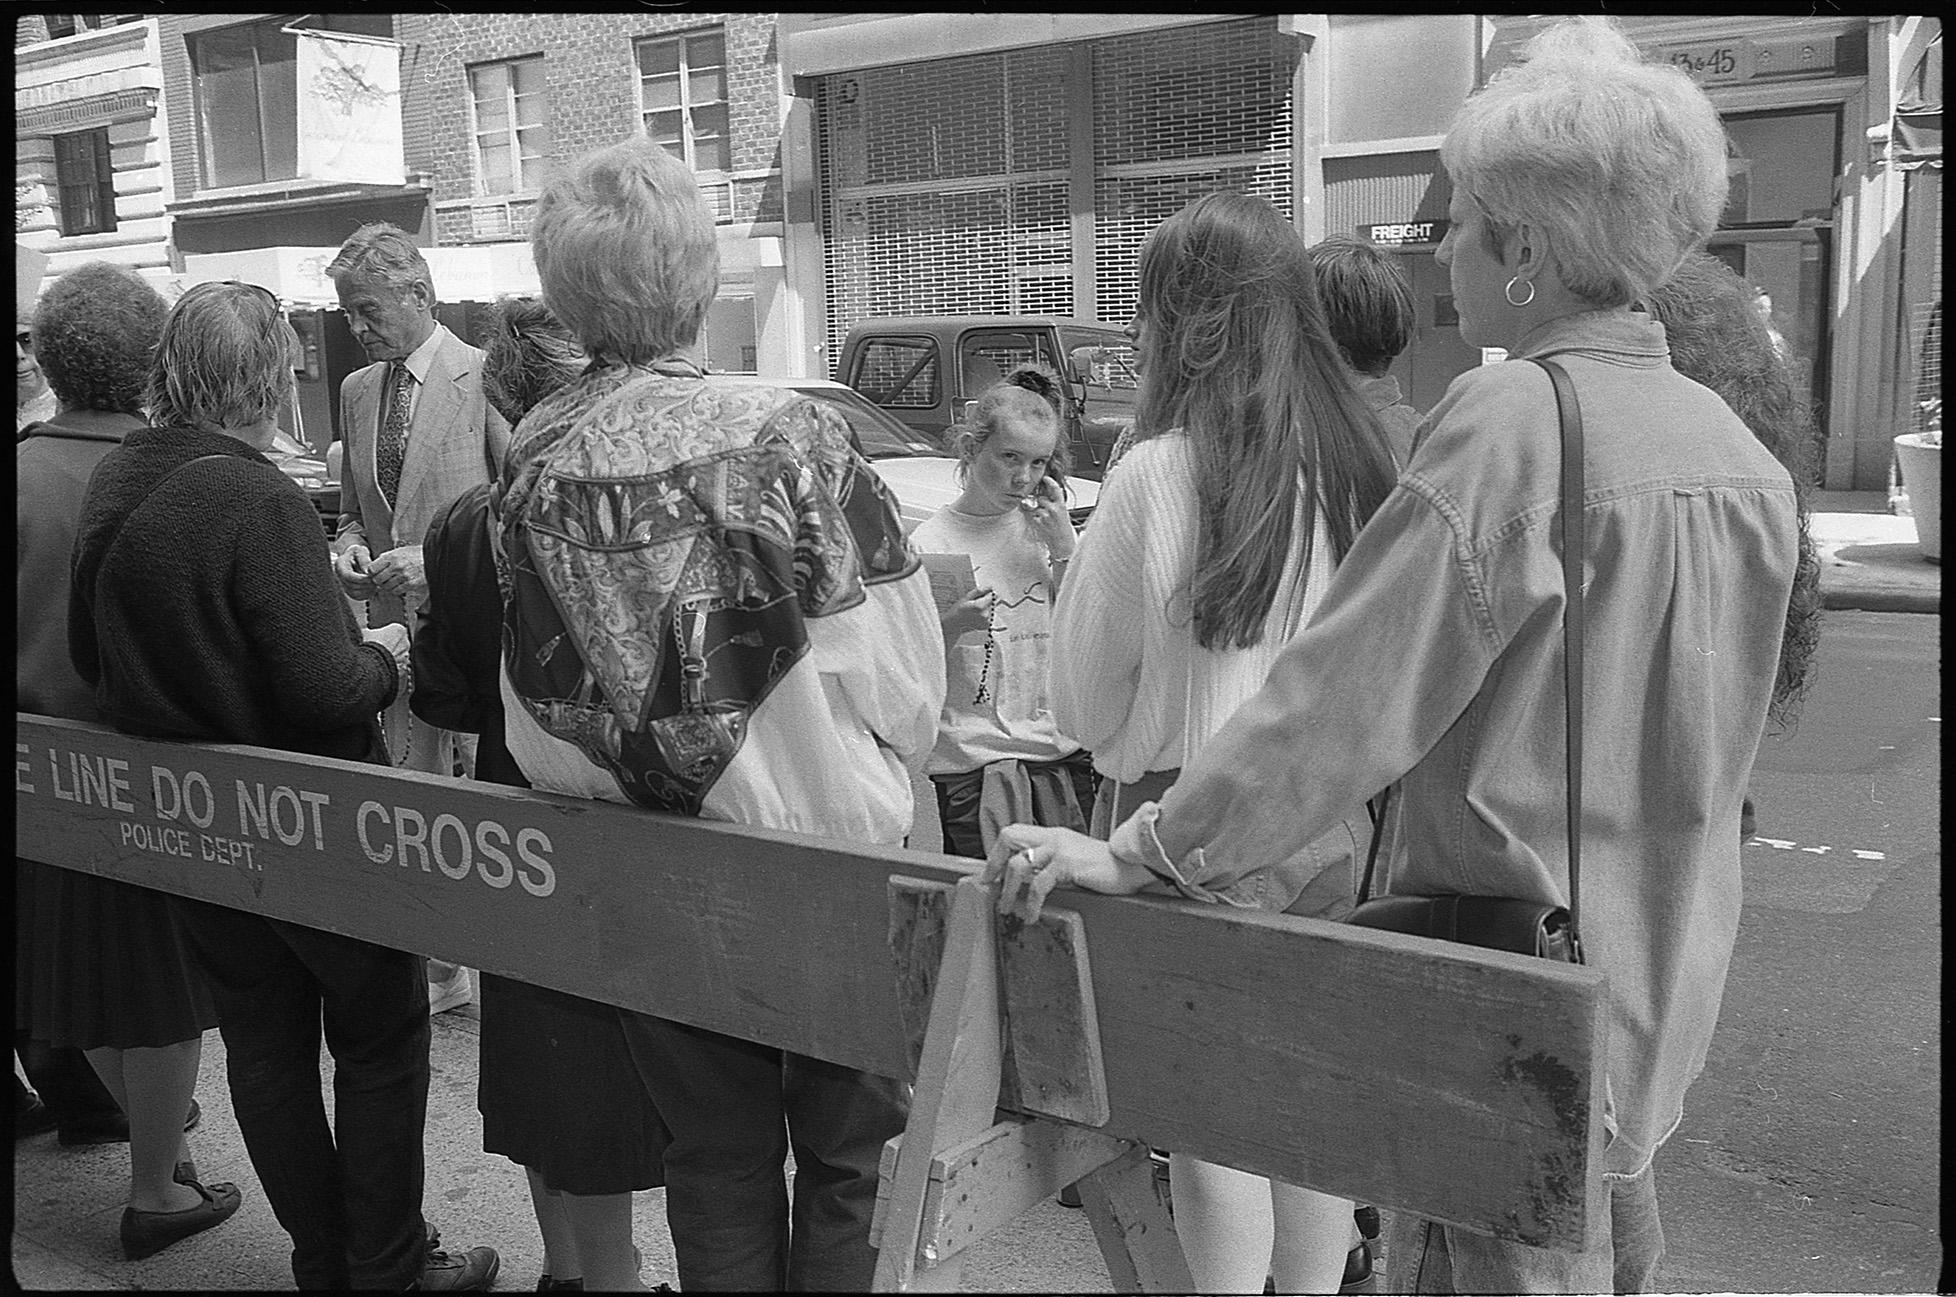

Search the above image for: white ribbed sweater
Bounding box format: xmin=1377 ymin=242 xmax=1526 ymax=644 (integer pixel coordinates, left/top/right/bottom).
xmin=1050 ymin=433 xmax=1335 ymax=784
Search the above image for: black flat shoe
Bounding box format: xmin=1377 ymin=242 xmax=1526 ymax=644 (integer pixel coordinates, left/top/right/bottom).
xmin=15 ymin=1095 xmax=59 ymax=1140
xmin=1340 ymin=1238 xmax=1374 ymax=1291
xmin=119 ymin=1178 xmax=242 ymax=1261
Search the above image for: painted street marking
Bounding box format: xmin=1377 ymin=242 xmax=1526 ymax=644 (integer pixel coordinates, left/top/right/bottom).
xmin=1745 ymin=836 xmax=1886 ymax=861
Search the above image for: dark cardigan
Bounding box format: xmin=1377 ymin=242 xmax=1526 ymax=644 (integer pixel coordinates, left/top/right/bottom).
xmin=411 ymin=482 xmax=529 ymax=788
xmin=68 ymin=424 xmax=398 ymax=762
xmin=18 ymin=408 xmax=143 ymax=723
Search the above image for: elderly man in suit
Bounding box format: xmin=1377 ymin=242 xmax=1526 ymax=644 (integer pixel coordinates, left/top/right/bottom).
xmin=328 ymin=222 xmax=508 ymax=1016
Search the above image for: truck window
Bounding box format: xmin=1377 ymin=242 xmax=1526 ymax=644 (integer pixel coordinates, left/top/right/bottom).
xmin=852 ymin=337 xmax=940 ymax=409
xmin=958 ymin=331 xmax=1060 ymax=396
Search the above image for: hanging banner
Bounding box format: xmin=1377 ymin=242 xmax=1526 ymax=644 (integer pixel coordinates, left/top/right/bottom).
xmin=294 ymin=29 xmax=405 ymax=186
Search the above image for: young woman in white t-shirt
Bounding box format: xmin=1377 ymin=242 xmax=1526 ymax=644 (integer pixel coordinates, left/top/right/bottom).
xmin=911 ymin=367 xmax=1092 ymax=859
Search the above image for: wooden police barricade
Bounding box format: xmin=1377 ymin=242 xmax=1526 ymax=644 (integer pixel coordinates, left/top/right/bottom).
xmin=15 ymin=714 xmax=1609 ymax=1292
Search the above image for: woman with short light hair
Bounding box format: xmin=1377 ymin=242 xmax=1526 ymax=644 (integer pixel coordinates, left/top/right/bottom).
xmin=70 ymin=282 xmax=497 ymax=1289
xmin=499 ymin=135 xmax=942 ymax=1291
xmin=990 ymin=19 xmax=1799 ymax=1293
xmin=529 ymin=140 xmax=718 ymax=367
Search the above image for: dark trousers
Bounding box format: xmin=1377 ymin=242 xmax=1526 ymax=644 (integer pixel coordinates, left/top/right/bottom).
xmin=173 ymin=898 xmax=431 ymax=1291
xmin=621 ymin=1012 xmax=907 ymax=1291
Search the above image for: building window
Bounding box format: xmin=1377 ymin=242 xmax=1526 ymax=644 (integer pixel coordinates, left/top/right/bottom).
xmin=469 ymin=57 xmax=551 ymax=196
xmin=53 ymin=129 xmax=117 ymax=236
xmin=190 ymin=19 xmax=299 ymax=188
xmin=636 ymin=29 xmax=730 ymax=173
xmin=189 ymin=15 xmax=391 ymax=191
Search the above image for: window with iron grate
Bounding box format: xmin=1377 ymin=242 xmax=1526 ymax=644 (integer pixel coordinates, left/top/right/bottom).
xmin=815 ymin=18 xmax=1293 ymax=362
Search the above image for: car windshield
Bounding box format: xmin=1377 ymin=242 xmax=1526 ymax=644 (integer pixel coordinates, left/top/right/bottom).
xmin=1058 ymin=327 xmax=1140 ymax=391
xmin=791 ymin=385 xmax=942 ymax=459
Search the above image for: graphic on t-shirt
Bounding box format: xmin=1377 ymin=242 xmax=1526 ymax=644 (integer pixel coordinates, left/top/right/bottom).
xmin=971 ymin=578 xmax=1050 ymax=708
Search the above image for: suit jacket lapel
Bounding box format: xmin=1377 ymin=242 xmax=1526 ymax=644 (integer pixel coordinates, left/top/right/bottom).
xmin=394 ymin=333 xmax=468 ymax=531
xmin=349 ymin=363 xmax=392 ymax=539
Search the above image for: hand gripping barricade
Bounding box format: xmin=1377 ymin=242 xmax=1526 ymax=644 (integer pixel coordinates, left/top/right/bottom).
xmin=16 ymin=713 xmax=1608 ymax=1291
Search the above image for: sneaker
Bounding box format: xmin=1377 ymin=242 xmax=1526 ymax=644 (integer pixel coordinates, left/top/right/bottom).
xmin=428 ymin=965 xmax=473 ymax=1016
xmin=413 ymin=1226 xmax=499 ymax=1292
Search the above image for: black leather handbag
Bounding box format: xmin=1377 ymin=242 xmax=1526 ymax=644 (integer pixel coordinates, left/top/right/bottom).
xmin=1345 ymin=358 xmax=1586 ymax=965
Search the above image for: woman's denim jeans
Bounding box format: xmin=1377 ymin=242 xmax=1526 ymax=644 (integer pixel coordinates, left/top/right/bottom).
xmin=1386 ymin=1162 xmax=1665 ymax=1294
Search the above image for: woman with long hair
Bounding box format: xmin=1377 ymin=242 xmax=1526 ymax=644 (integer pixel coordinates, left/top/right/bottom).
xmin=1049 ymin=191 xmax=1398 ymax=1293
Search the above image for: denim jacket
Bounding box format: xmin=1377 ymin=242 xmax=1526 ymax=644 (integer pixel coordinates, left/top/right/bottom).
xmin=1109 ymin=309 xmax=1799 ymax=1177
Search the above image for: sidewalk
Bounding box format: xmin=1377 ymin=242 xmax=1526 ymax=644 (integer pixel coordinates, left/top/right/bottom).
xmin=9 ymin=1002 xmax=1109 ymax=1292
xmin=1810 ymin=489 xmax=1940 ymax=614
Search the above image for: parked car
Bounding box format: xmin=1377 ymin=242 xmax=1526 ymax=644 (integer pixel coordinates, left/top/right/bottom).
xmin=835 ymin=315 xmax=1139 ymax=481
xmin=709 ymin=373 xmax=1098 ymax=533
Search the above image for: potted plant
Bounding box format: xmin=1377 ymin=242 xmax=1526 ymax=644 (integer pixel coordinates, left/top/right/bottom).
xmin=1893 ymin=394 xmax=1941 ymax=563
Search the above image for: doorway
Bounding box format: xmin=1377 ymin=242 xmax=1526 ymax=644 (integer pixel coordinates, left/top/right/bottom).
xmin=1387 ymin=248 xmax=1484 ymax=418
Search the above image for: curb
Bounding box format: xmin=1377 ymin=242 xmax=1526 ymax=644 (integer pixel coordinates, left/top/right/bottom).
xmin=1820 ymin=586 xmax=1939 ymax=615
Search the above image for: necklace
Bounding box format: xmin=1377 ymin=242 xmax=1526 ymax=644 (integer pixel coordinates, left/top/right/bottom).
xmin=970 ymin=592 xmax=1000 ymax=707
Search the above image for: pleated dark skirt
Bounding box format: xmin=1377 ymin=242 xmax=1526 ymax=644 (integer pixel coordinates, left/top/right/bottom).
xmin=15 ymin=859 xmax=219 ymax=1050
xmin=478 ymin=971 xmax=670 ymax=1195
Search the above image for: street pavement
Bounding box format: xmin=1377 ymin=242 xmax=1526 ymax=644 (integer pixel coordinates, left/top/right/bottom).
xmin=11 ymin=495 xmax=1937 ymax=1293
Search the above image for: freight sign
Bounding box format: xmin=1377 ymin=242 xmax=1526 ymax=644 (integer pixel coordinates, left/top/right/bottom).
xmin=1363 ymin=220 xmax=1449 ymax=247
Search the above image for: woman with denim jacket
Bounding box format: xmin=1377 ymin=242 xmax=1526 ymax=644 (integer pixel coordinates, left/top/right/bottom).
xmin=990 ymin=18 xmax=1798 ymax=1294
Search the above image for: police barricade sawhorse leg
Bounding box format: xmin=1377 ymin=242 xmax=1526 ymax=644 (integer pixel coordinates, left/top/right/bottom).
xmin=16 ymin=714 xmax=1609 ymax=1293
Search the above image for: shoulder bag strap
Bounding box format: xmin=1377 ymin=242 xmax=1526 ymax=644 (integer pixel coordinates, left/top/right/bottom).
xmin=1534 ymin=357 xmax=1585 ymax=960
xmin=1357 ymin=360 xmax=1586 ymax=958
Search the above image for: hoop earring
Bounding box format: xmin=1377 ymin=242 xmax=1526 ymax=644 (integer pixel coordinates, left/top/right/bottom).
xmin=1505 ymin=276 xmax=1537 ymax=308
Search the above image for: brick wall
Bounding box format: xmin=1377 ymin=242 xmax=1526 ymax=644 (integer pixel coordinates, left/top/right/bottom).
xmin=399 ymin=11 xmax=784 ymax=245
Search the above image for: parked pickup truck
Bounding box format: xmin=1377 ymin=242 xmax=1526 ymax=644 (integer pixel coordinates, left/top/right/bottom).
xmin=836 ymin=315 xmax=1139 ymax=481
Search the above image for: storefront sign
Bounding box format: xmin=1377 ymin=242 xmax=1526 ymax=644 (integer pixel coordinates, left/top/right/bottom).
xmin=1364 ymin=220 xmax=1449 ymax=247
xmin=295 ymin=29 xmax=405 ymax=185
xmin=1658 ymin=36 xmax=1838 ymax=86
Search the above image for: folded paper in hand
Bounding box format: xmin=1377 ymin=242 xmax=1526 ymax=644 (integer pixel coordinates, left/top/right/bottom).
xmin=919 ymin=552 xmax=977 ymax=616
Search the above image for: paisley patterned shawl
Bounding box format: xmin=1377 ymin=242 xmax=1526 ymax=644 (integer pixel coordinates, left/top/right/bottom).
xmin=493 ymin=363 xmax=918 ymax=813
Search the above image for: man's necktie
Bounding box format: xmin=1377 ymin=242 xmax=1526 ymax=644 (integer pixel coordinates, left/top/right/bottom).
xmin=376 ymin=360 xmax=412 ymax=506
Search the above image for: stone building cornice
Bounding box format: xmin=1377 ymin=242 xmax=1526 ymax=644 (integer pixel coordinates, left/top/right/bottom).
xmin=16 ymin=85 xmax=160 ymax=134
xmin=15 ymin=14 xmax=152 ymax=74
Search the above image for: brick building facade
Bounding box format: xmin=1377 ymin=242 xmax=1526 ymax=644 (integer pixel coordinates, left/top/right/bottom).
xmin=395 ymin=10 xmax=790 ymax=373
xmin=14 ymin=14 xmax=174 ymax=292
xmin=18 ymin=12 xmax=1937 ymax=485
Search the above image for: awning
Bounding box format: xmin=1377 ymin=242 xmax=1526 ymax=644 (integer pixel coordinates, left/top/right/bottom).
xmin=1894 ymin=27 xmax=1941 ymax=169
xmin=179 ymin=233 xmax=779 ymax=310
